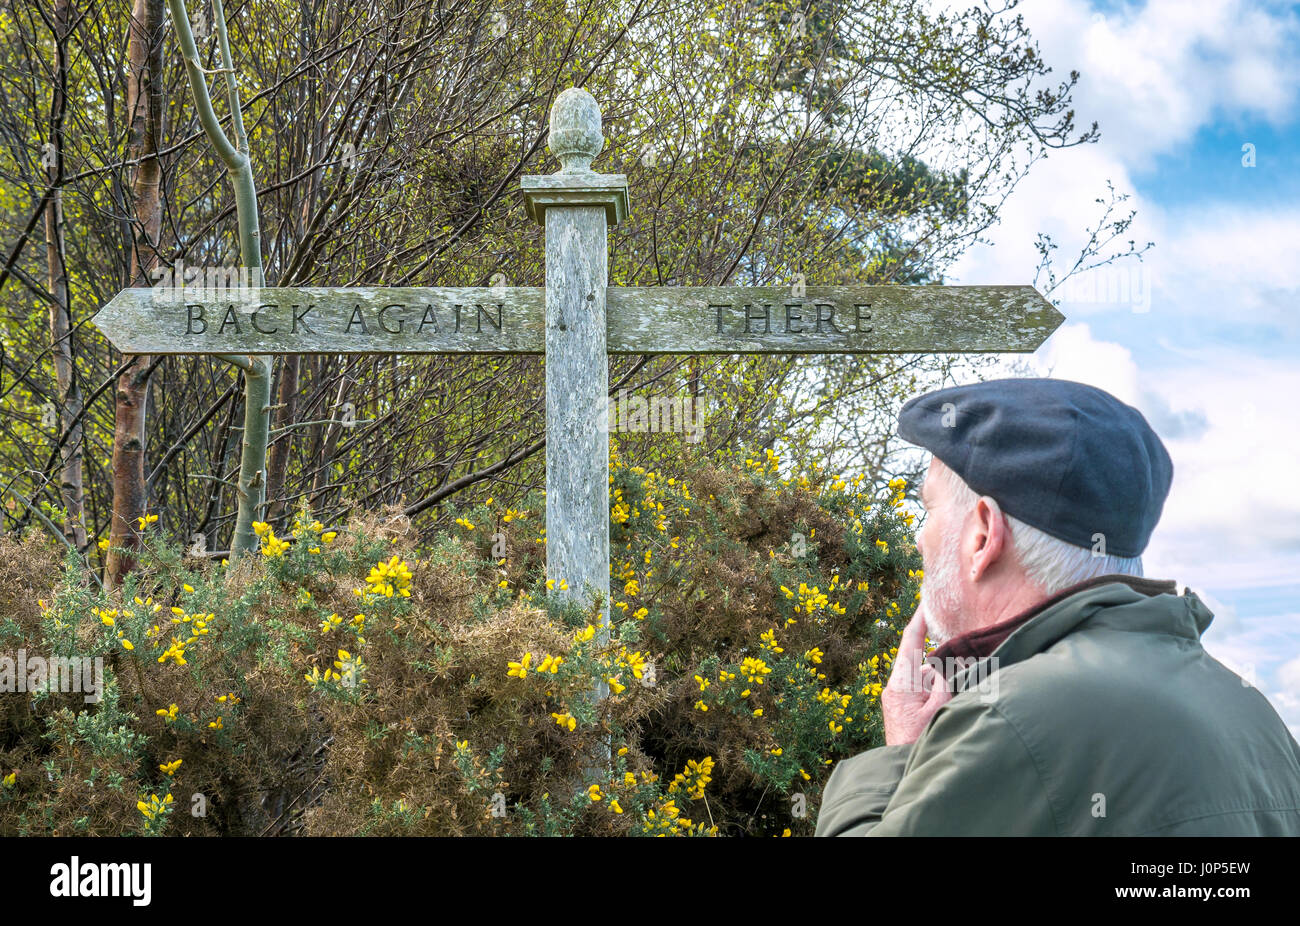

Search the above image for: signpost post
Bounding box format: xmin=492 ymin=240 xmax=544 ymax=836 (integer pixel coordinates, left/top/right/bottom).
xmin=93 ymin=87 xmax=1064 ymax=702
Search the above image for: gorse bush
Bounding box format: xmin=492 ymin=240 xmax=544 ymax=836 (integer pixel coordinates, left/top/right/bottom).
xmin=0 ymin=451 xmax=921 ymax=836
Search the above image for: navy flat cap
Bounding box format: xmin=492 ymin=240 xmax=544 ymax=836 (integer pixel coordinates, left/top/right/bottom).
xmin=898 ymin=378 xmax=1172 ymax=557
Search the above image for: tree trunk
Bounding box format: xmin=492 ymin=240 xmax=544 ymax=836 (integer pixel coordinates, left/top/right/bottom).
xmin=164 ymin=0 xmax=270 ymax=558
xmin=266 ymin=353 xmax=299 ymax=521
xmin=106 ymin=0 xmax=165 ymax=586
xmin=44 ymin=0 xmax=87 ymax=551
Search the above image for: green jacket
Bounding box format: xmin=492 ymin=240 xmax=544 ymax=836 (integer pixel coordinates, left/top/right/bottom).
xmin=815 ymin=578 xmax=1300 ymax=835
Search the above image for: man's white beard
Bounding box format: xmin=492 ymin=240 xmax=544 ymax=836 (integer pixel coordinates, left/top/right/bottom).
xmin=920 ymin=521 xmax=964 ymax=647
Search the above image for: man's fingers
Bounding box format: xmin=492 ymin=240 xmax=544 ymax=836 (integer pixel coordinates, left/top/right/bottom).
xmin=924 ymin=661 xmax=954 ymax=706
xmin=915 ymin=662 xmax=933 ymax=691
xmin=899 ymin=602 xmax=928 ymax=651
xmin=884 ymin=657 xmax=953 ymax=747
xmin=896 ymin=606 xmax=928 ymax=665
xmin=890 ymin=604 xmax=930 ymax=688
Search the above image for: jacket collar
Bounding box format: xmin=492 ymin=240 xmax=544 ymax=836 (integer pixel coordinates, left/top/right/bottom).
xmin=932 ymin=575 xmax=1209 ymax=687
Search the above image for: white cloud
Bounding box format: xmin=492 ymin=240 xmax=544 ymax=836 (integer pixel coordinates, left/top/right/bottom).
xmin=1137 ymin=349 xmax=1300 ymax=562
xmin=1027 ymin=322 xmax=1140 ymax=404
xmin=1146 ymin=205 xmax=1300 ymax=329
xmin=942 ymin=0 xmax=1300 ymax=311
xmin=1279 ymin=654 xmax=1300 ymax=695
xmin=971 ymin=0 xmax=1300 ymax=168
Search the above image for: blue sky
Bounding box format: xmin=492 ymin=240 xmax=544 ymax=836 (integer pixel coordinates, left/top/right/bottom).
xmin=933 ymin=0 xmax=1300 ymax=735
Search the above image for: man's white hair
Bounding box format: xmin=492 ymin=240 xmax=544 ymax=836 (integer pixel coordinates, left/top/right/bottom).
xmin=932 ymin=460 xmax=1142 ymax=596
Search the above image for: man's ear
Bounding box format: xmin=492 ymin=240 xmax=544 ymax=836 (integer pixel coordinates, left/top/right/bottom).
xmin=968 ymin=496 xmax=1009 ymax=581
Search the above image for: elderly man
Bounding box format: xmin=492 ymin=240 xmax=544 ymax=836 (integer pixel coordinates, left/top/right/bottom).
xmin=815 ymin=377 xmax=1300 ymax=836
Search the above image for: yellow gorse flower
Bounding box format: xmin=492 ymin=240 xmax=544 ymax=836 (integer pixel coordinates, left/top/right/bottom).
xmin=616 ymin=647 xmax=647 ymax=679
xmin=364 ymin=555 xmax=413 ymax=598
xmin=157 ymin=637 xmax=188 ymax=666
xmin=136 ymin=792 xmax=173 ymax=820
xmin=797 ymin=583 xmax=829 ymax=614
xmin=740 ymin=656 xmax=771 ymax=684
xmin=304 ymin=665 xmax=341 ymax=687
xmin=261 ymin=530 xmax=290 ymax=557
xmin=667 ymin=756 xmax=714 ymax=800
xmin=332 ymin=649 xmax=367 ymax=686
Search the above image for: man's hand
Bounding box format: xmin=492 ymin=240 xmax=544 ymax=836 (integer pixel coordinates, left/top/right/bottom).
xmin=882 ymin=603 xmax=954 ymax=746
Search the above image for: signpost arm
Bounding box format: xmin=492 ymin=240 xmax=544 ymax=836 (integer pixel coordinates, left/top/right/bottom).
xmin=522 ymin=89 xmax=629 ymax=721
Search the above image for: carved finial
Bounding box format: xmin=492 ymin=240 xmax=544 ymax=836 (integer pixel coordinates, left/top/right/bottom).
xmin=548 ymin=87 xmax=604 ymax=173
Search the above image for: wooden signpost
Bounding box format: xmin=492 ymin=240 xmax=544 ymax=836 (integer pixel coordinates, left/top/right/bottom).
xmin=93 ymin=89 xmax=1064 ymax=696
xmin=93 ymin=283 xmax=1058 ymax=356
